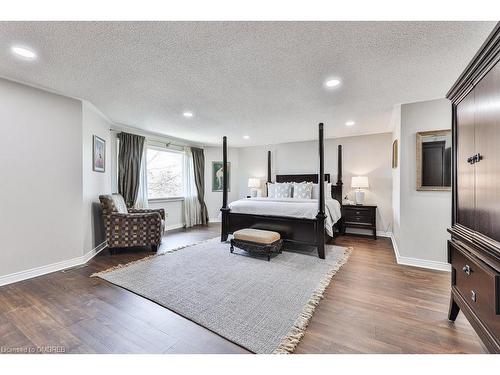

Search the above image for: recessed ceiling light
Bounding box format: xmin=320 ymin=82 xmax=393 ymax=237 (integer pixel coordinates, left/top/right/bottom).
xmin=11 ymin=45 xmax=37 ymax=60
xmin=324 ymin=78 xmax=341 ymax=88
xmin=183 ymin=111 xmax=193 ymax=118
xmin=345 ymin=121 xmax=355 ymax=126
xmin=243 ymin=135 xmax=250 ymax=140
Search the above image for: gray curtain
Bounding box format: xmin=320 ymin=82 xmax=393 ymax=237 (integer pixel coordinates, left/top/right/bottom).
xmin=118 ymin=132 xmax=145 ymax=208
xmin=191 ymin=147 xmax=209 ymax=225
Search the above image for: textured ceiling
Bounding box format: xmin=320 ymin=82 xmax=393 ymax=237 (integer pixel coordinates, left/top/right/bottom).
xmin=0 ymin=21 xmax=495 ymax=146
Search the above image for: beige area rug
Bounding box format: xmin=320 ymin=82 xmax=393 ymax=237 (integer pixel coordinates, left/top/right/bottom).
xmin=93 ymin=238 xmax=351 ymax=354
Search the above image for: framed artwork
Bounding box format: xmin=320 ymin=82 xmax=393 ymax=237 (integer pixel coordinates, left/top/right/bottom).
xmin=212 ymin=161 xmax=230 ymax=192
xmin=392 ymin=139 xmax=398 ymax=169
xmin=93 ymin=135 xmax=106 ymax=173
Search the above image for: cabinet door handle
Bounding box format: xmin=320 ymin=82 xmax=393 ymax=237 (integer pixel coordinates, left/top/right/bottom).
xmin=471 ymin=153 xmax=484 ymax=164
xmin=462 ymin=265 xmax=471 ymax=275
xmin=467 ymin=156 xmax=473 ymax=164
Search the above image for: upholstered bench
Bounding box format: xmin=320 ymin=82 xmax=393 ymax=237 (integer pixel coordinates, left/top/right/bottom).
xmin=230 ymin=228 xmax=283 ymax=261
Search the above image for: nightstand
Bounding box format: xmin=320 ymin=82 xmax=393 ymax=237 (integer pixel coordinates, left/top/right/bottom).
xmin=341 ymin=204 xmax=377 ymax=239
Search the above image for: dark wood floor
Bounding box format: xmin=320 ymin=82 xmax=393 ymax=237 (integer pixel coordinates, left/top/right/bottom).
xmin=0 ymin=224 xmax=486 ymax=353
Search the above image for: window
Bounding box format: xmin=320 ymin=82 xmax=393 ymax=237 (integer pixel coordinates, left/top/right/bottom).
xmin=146 ymin=147 xmax=184 ymax=199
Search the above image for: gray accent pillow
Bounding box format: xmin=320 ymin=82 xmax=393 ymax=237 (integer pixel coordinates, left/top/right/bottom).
xmin=267 ymin=183 xmax=292 ymax=198
xmin=292 ymin=182 xmax=313 ymax=199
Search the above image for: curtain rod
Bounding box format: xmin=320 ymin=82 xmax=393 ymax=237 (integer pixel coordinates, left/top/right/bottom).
xmin=109 ymin=128 xmax=188 ymax=149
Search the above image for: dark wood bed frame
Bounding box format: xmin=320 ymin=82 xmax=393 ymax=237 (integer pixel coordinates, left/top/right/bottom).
xmin=220 ymin=123 xmax=343 ymax=259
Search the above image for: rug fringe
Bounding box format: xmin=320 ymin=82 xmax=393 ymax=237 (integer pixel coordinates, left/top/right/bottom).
xmin=272 ymin=246 xmax=353 ymax=354
xmin=91 ymin=237 xmax=219 ymax=278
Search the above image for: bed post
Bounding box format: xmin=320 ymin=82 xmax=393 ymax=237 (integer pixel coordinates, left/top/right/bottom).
xmin=220 ymin=136 xmax=229 ymax=242
xmin=337 ymin=145 xmax=343 ymax=186
xmin=316 ymin=123 xmax=326 ymax=259
xmin=266 ymin=150 xmax=272 ymax=196
xmin=267 ymin=150 xmax=272 ymax=183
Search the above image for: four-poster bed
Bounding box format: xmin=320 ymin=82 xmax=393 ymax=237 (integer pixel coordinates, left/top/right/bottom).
xmin=220 ymin=123 xmax=343 ymax=259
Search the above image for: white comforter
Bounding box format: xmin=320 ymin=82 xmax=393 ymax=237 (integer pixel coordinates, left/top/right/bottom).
xmin=227 ymin=197 xmax=342 ymax=237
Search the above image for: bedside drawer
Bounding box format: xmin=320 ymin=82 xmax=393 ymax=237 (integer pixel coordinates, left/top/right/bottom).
xmin=344 ymin=209 xmax=372 ymax=224
xmin=449 ymin=241 xmax=500 ymax=335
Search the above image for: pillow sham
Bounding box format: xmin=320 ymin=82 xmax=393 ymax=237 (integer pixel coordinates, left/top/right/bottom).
xmin=311 ymin=182 xmax=332 ymax=199
xmin=267 ymin=183 xmax=292 ymax=198
xmin=292 ymin=182 xmax=313 ymax=199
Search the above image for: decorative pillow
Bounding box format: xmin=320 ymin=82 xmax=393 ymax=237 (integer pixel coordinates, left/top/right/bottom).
xmin=111 ymin=194 xmax=129 ymax=213
xmin=311 ymin=182 xmax=332 ymax=199
xmin=292 ymin=182 xmax=313 ymax=199
xmin=267 ymin=183 xmax=292 ymax=198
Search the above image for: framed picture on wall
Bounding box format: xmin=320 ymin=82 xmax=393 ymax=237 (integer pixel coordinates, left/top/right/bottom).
xmin=93 ymin=135 xmax=106 ymax=173
xmin=212 ymin=161 xmax=230 ymax=192
xmin=392 ymin=139 xmax=398 ymax=169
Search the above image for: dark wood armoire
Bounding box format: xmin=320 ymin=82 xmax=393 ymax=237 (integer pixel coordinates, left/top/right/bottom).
xmin=446 ymin=23 xmax=500 ymax=353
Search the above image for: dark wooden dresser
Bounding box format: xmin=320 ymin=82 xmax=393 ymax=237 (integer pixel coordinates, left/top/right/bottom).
xmin=446 ymin=23 xmax=500 ymax=353
xmin=342 ymin=204 xmax=377 ymax=239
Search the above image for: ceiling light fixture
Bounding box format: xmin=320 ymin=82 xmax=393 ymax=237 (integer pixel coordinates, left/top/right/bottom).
xmin=243 ymin=135 xmax=250 ymax=140
xmin=10 ymin=45 xmax=37 ymax=60
xmin=324 ymin=78 xmax=341 ymax=88
xmin=345 ymin=121 xmax=355 ymax=126
xmin=183 ymin=111 xmax=193 ymax=118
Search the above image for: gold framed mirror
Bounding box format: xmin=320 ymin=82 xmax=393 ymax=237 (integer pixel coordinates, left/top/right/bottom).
xmin=416 ymin=129 xmax=452 ymax=191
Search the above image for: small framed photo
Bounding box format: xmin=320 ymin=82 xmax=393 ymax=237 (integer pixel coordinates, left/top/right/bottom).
xmin=93 ymin=135 xmax=106 ymax=173
xmin=212 ymin=161 xmax=230 ymax=192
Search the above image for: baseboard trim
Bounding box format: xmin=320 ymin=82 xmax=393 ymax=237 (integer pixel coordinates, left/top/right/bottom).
xmin=209 ymin=217 xmax=221 ymax=223
xmin=82 ymin=241 xmax=108 ymax=263
xmin=166 ymin=223 xmax=185 ymax=231
xmin=344 ymin=228 xmax=392 ymax=238
xmin=0 ymin=241 xmax=108 ymax=287
xmin=390 ymin=233 xmax=450 ymax=272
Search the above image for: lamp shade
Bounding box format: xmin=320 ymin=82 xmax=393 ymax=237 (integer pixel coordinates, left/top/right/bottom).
xmin=248 ymin=178 xmax=261 ymax=188
xmin=351 ymin=176 xmax=369 ymax=189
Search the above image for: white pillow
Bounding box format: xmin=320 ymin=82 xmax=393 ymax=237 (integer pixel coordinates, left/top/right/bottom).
xmin=292 ymin=182 xmax=313 ymax=199
xmin=311 ymin=182 xmax=332 ymax=199
xmin=267 ymin=183 xmax=292 ymax=198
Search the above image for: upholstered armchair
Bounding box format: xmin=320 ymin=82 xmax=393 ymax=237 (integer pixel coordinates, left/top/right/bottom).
xmin=99 ymin=194 xmax=165 ymax=252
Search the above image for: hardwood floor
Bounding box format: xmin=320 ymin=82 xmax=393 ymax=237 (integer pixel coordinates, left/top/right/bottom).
xmin=296 ymin=235 xmax=485 ymax=353
xmin=0 ymin=224 xmax=486 ymax=354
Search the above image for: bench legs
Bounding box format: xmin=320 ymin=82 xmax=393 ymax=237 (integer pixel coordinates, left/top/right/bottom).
xmin=230 ymin=238 xmax=282 ymax=261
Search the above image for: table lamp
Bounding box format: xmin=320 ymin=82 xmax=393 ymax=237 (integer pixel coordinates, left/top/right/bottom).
xmin=248 ymin=178 xmax=261 ymax=197
xmin=351 ymin=176 xmax=369 ymax=205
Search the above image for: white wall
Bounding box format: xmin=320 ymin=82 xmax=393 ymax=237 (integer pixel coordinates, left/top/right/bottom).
xmin=238 ymin=145 xmax=272 ymax=198
xmin=204 ymin=146 xmax=240 ymax=220
xmin=236 ymin=133 xmax=394 ymax=234
xmin=0 ymin=79 xmax=83 ymax=278
xmin=149 ymin=199 xmax=184 ymax=230
xmin=391 ymin=105 xmax=402 ymax=250
xmin=394 ymin=98 xmax=451 ymax=265
xmin=82 ymin=102 xmax=112 ymax=253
